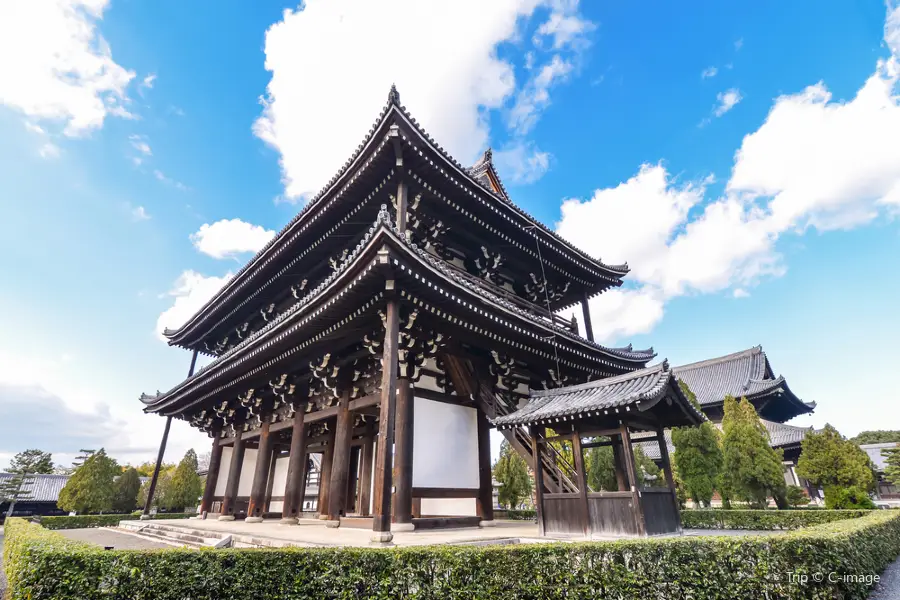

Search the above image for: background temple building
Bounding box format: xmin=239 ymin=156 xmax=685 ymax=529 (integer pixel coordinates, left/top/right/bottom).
xmin=139 ymin=87 xmax=815 ymax=539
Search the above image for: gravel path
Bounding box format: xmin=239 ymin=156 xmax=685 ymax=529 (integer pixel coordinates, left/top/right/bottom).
xmin=869 ymin=556 xmax=900 ymax=599
xmin=58 ymin=528 xmax=171 ymax=550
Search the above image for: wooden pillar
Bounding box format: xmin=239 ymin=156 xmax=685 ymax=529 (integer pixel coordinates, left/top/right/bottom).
xmin=657 ymin=427 xmax=681 ymax=531
xmin=476 ymin=409 xmax=494 ymax=524
xmin=218 ymin=429 xmax=245 ymax=520
xmin=393 ymin=378 xmax=414 ymax=528
xmin=318 ymin=426 xmax=335 ymax=517
xmin=372 ymin=295 xmax=400 ymax=543
xmin=346 ymin=446 xmax=361 ymax=514
xmin=357 ymin=437 xmax=374 ymax=517
xmin=581 ymin=292 xmax=594 ymax=342
xmin=282 ymin=411 xmax=308 ymax=523
xmin=530 ymin=425 xmax=546 ymax=536
xmin=571 ymin=430 xmax=590 ymax=537
xmin=619 ymin=423 xmax=646 ymax=536
xmin=327 ymin=391 xmax=353 ymax=523
xmin=246 ymin=421 xmax=273 ymax=522
xmin=199 ymin=436 xmax=224 ymax=516
xmin=611 ymin=441 xmax=628 ymax=491
xmin=143 ymin=349 xmax=198 ymax=517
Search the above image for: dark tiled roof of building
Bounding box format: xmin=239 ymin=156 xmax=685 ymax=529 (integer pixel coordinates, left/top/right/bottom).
xmin=0 ymin=473 xmax=69 ymax=503
xmin=672 ymin=346 xmax=815 ymax=414
xmin=634 ymin=419 xmax=813 ymax=461
xmin=493 ymin=361 xmax=705 ymax=429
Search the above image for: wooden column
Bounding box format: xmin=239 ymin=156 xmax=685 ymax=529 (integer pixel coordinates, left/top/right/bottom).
xmin=657 ymin=427 xmax=681 ymax=531
xmin=571 ymin=430 xmax=590 ymax=537
xmin=199 ymin=436 xmax=224 ymax=516
xmin=392 ymin=378 xmax=414 ymax=528
xmin=318 ymin=426 xmax=336 ymax=517
xmin=357 ymin=437 xmax=374 ymax=517
xmin=282 ymin=411 xmax=308 ymax=523
xmin=372 ymin=294 xmax=400 ymax=543
xmin=476 ymin=409 xmax=494 ymax=524
xmin=619 ymin=423 xmax=646 ymax=536
xmin=218 ymin=429 xmax=245 ymax=520
xmin=530 ymin=425 xmax=546 ymax=536
xmin=143 ymin=348 xmax=198 ymax=517
xmin=246 ymin=421 xmax=273 ymax=522
xmin=611 ymin=440 xmax=628 ymax=491
xmin=581 ymin=292 xmax=594 ymax=342
xmin=327 ymin=391 xmax=353 ymax=523
xmin=346 ymin=446 xmax=361 ymax=514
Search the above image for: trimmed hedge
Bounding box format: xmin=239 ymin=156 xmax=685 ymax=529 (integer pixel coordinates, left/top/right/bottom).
xmin=5 ymin=512 xmax=900 ymax=599
xmin=35 ymin=512 xmax=194 ymax=530
xmin=682 ymin=509 xmax=871 ymax=530
xmin=503 ymin=509 xmax=537 ymax=521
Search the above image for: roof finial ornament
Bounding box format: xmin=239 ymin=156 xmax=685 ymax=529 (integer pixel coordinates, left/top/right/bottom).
xmin=388 ymin=83 xmax=400 ymax=105
xmin=484 ymin=147 xmax=493 ymax=162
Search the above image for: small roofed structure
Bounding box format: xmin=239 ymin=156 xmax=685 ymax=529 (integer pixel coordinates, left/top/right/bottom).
xmin=493 ymin=361 xmax=704 ymax=538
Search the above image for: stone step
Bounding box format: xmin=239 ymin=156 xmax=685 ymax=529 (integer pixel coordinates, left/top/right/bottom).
xmin=118 ymin=522 xmax=222 ymax=547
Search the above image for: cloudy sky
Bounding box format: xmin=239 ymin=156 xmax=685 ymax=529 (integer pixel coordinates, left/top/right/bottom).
xmin=1 ymin=0 xmax=898 ymax=469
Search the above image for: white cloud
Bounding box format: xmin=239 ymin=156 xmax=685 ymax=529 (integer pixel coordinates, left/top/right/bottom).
xmin=156 ymin=270 xmax=233 ymax=339
xmin=735 ymin=37 xmax=744 ymax=51
xmin=24 ymin=122 xmax=46 ymax=135
xmin=153 ymin=169 xmax=188 ymax=191
xmin=131 ymin=205 xmax=150 ymax=221
xmin=493 ymin=140 xmax=552 ymax=184
xmin=534 ymin=8 xmax=594 ymax=50
xmin=509 ymin=54 xmax=574 ymax=134
xmin=190 ymin=219 xmax=276 ymax=260
xmin=714 ymin=87 xmax=742 ymax=116
xmin=557 ymin=3 xmax=900 ymax=342
xmin=701 ymin=66 xmax=718 ymax=79
xmin=139 ymin=73 xmax=156 ymax=95
xmin=0 ymin=0 xmax=135 ymax=136
xmin=253 ymin=0 xmax=590 ymax=202
xmin=129 ymin=134 xmax=152 ymax=156
xmin=38 ymin=142 xmax=61 ymax=159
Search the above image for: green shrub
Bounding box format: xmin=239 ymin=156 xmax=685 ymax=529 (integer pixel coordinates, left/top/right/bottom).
xmin=5 ymin=512 xmax=900 ymax=599
xmin=504 ymin=509 xmax=537 ymax=521
xmin=825 ymin=486 xmax=877 ymax=509
xmin=682 ymin=508 xmax=871 ymax=530
xmin=35 ymin=512 xmax=193 ymax=530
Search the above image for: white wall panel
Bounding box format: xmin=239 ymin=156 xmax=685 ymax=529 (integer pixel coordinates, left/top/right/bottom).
xmin=213 ymin=446 xmax=233 ymax=496
xmin=412 ymin=398 xmax=479 ymax=489
xmin=420 ymin=498 xmax=476 ymax=516
xmin=269 ymin=500 xmax=284 ymax=512
xmin=272 ymin=456 xmax=290 ymax=498
xmin=237 ymin=449 xmax=258 ymax=496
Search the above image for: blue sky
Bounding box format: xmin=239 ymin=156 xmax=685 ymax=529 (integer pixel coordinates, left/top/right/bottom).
xmin=0 ymin=0 xmax=898 ymax=468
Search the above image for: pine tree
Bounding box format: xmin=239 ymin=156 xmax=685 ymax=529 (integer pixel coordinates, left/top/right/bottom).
xmin=1 ymin=473 xmax=35 ymax=519
xmin=112 ymin=467 xmax=142 ymax=513
xmin=57 ymin=448 xmax=119 ymax=514
xmin=672 ymin=420 xmax=723 ymax=507
xmin=493 ymin=441 xmax=532 ymax=509
xmin=883 ymin=446 xmax=900 ymax=486
xmin=8 ymin=449 xmax=54 ymax=474
xmin=166 ymin=450 xmax=203 ymax=511
xmin=720 ymin=396 xmax=786 ymax=508
xmin=797 ymin=424 xmax=876 ymax=508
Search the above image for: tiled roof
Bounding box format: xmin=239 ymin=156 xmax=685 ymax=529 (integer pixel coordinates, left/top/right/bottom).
xmin=0 ymin=473 xmax=69 ymax=502
xmin=861 ymin=443 xmax=900 ymax=471
xmin=492 ymin=361 xmax=705 ymax=429
xmin=672 ymin=346 xmax=814 ymax=413
xmin=634 ymin=419 xmax=813 ymax=461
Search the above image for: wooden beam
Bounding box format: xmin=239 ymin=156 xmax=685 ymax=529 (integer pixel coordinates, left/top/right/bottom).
xmin=619 ymin=423 xmax=646 ymax=536
xmin=372 ymin=294 xmax=400 ymax=538
xmin=317 ymin=426 xmax=335 ymax=517
xmin=357 ymin=437 xmax=374 ymax=517
xmin=530 ymin=425 xmax=546 ymax=536
xmin=346 ymin=445 xmax=361 ymax=514
xmin=657 ymin=426 xmax=681 ymax=531
xmin=393 ymin=378 xmax=414 ymax=525
xmin=411 ymin=487 xmax=480 ymax=498
xmin=349 ymin=394 xmax=379 ymax=411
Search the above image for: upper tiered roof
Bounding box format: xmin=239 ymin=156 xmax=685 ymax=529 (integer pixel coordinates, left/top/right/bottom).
xmin=163 ymin=86 xmax=630 ymax=352
xmin=672 ymin=346 xmax=815 ymax=422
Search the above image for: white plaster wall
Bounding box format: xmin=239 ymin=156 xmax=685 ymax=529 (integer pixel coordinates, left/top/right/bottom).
xmin=420 ymin=498 xmax=476 ymax=516
xmin=412 ymin=398 xmax=479 ymax=489
xmin=415 ymin=375 xmax=442 ymax=393
xmin=269 ymin=500 xmax=284 ymax=512
xmin=214 ymin=446 xmax=233 ymax=496
xmin=272 ymin=456 xmax=290 ymax=498
xmin=237 ymin=448 xmax=258 ymax=496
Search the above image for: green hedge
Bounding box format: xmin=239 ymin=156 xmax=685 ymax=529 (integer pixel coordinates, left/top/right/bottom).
xmin=503 ymin=509 xmax=537 ymax=521
xmin=35 ymin=512 xmax=194 ymax=530
xmin=682 ymin=509 xmax=871 ymax=530
xmin=5 ymin=512 xmax=900 ymax=599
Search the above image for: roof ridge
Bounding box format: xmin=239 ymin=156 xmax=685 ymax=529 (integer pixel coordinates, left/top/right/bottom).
xmin=673 ymin=345 xmax=763 ymax=372
xmin=530 ymin=361 xmax=668 ymax=397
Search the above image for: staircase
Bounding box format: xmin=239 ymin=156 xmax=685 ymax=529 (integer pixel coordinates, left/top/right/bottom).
xmin=117 ymin=521 xmax=241 ymax=548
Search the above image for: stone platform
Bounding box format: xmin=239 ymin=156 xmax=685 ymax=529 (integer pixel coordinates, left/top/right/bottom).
xmin=119 ymin=517 xmax=542 ymax=548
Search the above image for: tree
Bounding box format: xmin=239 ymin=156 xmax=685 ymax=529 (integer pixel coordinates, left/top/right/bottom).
xmin=585 ymin=442 xmax=618 ymax=491
xmin=850 ymin=431 xmax=900 ymax=445
xmin=672 ymin=420 xmax=723 ymax=507
xmin=138 ymin=467 xmax=174 ymax=510
xmin=1 ymin=473 xmax=35 ymax=519
xmin=883 ymin=446 xmax=900 ymax=486
xmin=112 ymin=467 xmax=142 ymax=513
xmin=493 ymin=441 xmax=532 ymax=509
xmin=797 ymin=424 xmax=875 ymax=508
xmin=133 ymin=461 xmax=174 ymax=478
xmin=785 ymin=485 xmax=810 ymax=507
xmin=57 ymin=448 xmax=119 ymax=514
xmin=165 ymin=449 xmax=203 ymax=511
xmin=8 ymin=449 xmax=54 ymax=475
xmin=633 ymin=445 xmax=661 ymax=485
xmin=720 ymin=396 xmax=786 ymax=508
